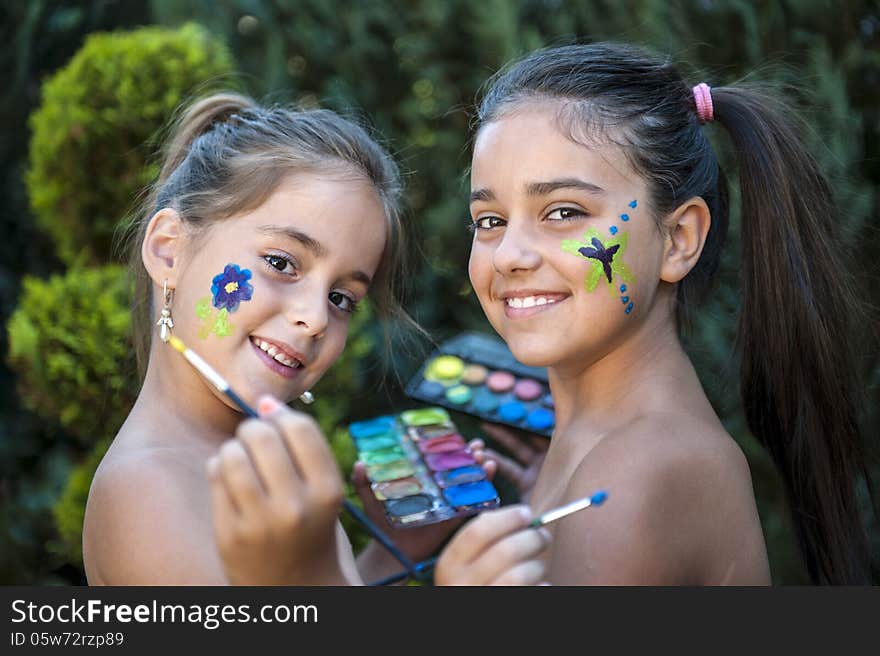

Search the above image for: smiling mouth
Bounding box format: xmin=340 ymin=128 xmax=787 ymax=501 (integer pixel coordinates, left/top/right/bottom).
xmin=504 ymin=295 xmax=563 ymax=309
xmin=500 ymin=292 xmax=570 ymax=317
xmin=249 ymin=336 xmax=304 ymax=369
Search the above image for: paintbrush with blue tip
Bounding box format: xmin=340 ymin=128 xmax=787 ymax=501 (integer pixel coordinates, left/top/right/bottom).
xmin=529 ymin=490 xmax=608 ymax=528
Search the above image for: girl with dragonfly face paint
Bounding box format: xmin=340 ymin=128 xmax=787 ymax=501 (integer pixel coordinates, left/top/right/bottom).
xmin=466 ymin=42 xmax=876 ymax=585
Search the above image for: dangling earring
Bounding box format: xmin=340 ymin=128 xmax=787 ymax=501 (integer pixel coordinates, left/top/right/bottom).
xmin=156 ymin=280 xmax=174 ymax=343
xmin=299 ymin=390 xmax=315 ymax=404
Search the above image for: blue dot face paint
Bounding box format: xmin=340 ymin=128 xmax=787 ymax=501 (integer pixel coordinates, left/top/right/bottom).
xmin=618 ymin=201 xmax=638 ymax=313
xmin=195 ymin=263 xmax=254 ymax=338
xmin=609 ymin=225 xmax=618 ymax=235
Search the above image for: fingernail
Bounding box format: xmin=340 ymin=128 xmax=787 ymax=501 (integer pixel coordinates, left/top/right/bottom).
xmin=206 ymin=456 xmax=220 ymax=474
xmin=518 ymin=506 xmax=533 ymax=523
xmin=538 ymin=528 xmax=552 ymax=544
xmin=257 ymin=395 xmax=282 ymax=416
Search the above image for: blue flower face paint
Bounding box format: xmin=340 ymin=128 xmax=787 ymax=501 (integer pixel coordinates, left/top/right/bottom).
xmin=211 ymin=264 xmax=253 ymax=312
xmin=196 ymin=263 xmax=254 ymax=338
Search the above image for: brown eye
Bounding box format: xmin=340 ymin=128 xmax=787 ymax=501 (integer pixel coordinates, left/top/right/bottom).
xmin=264 ymin=254 xmax=292 ymax=273
xmin=266 ymin=255 xmax=287 ymax=271
xmin=546 ymin=207 xmax=588 ymax=221
xmin=473 ymin=216 xmax=507 ymax=230
xmin=329 ymin=291 xmax=357 ymax=313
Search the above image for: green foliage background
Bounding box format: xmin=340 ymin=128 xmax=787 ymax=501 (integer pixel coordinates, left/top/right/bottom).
xmin=26 ymin=22 xmax=234 ymax=266
xmin=2 ymin=0 xmax=877 ymax=584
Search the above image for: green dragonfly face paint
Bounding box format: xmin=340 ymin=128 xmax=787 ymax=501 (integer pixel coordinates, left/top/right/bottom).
xmin=562 ymin=227 xmax=635 ymax=295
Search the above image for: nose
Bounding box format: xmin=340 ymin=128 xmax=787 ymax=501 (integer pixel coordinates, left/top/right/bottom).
xmin=285 ymin=282 xmax=329 ymax=340
xmin=492 ymin=220 xmax=542 ymax=275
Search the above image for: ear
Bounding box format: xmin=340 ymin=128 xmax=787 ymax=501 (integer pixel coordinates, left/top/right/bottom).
xmin=659 ymin=197 xmax=711 ymax=284
xmin=141 ymin=208 xmax=186 ymax=289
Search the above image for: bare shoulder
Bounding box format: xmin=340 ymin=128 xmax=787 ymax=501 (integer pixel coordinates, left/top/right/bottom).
xmin=586 ymin=412 xmax=752 ymax=491
xmin=83 ymin=438 xmax=225 ymax=585
xmin=548 ymin=412 xmax=769 ymax=584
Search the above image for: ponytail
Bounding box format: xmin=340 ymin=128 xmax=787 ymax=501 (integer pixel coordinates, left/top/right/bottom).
xmin=158 ymin=93 xmax=255 ymax=184
xmin=712 ymin=86 xmax=875 ymax=584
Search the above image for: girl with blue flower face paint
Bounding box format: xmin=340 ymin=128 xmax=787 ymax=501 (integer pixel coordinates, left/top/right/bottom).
xmin=83 ymin=93 xmax=551 ymax=588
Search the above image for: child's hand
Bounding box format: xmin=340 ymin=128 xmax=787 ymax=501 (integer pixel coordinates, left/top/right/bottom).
xmin=207 ymin=396 xmax=348 ymax=585
xmin=470 ymin=423 xmax=549 ymax=503
xmin=434 ymin=505 xmax=551 ymax=585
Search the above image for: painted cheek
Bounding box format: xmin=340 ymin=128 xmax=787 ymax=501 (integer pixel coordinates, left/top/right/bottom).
xmin=560 ymin=198 xmax=640 ymax=315
xmin=196 ymin=263 xmax=255 ymax=339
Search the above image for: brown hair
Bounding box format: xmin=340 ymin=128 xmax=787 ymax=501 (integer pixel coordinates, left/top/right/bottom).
xmin=477 ymin=43 xmax=876 ymax=584
xmin=127 ymin=92 xmax=409 ymax=374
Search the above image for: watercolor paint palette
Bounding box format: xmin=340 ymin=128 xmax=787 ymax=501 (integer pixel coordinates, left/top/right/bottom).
xmin=404 ymin=332 xmax=555 ymax=437
xmin=348 ymin=407 xmax=500 ymax=527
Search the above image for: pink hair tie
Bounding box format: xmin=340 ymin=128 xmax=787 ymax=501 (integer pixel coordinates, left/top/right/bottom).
xmin=692 ymin=82 xmax=714 ymax=124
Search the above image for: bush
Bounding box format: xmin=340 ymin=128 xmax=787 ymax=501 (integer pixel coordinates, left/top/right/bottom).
xmin=26 ymin=23 xmax=234 ymax=266
xmin=51 ymin=436 xmax=111 ymax=568
xmin=6 ymin=266 xmax=135 ymax=445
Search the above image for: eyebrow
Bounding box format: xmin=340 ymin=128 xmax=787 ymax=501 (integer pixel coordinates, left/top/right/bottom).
xmin=470 ymin=178 xmax=606 ymax=204
xmin=525 ymin=178 xmax=606 ymax=197
xmin=258 ymin=224 xmax=372 ymax=286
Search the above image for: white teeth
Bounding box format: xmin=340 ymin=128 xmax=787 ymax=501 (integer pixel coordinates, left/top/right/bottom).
xmin=274 ymin=353 xmax=299 ymax=368
xmin=506 ymin=295 xmax=558 ymax=308
xmin=253 ymin=338 xmax=302 ymax=368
